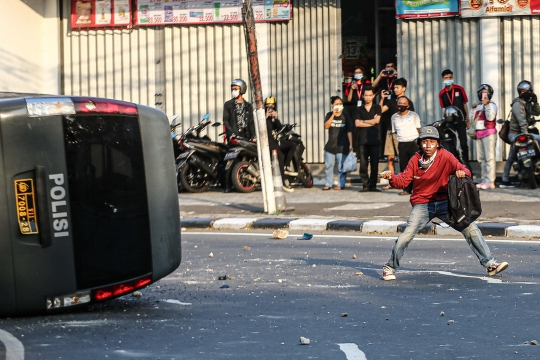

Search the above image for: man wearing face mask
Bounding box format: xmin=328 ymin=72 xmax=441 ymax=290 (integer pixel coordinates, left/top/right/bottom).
xmin=391 ymin=96 xmax=421 ymax=195
xmin=379 ymin=126 xmax=508 ymax=281
xmin=501 ymin=80 xmax=540 ymax=188
xmin=438 ymin=69 xmax=473 ymax=175
xmin=223 ymin=79 xmax=256 ymax=142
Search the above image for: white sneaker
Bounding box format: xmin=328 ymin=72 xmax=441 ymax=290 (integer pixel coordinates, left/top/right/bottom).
xmin=382 ymin=265 xmax=396 ymax=281
xmin=284 ymin=166 xmax=298 ymax=176
xmin=282 ymin=185 xmax=294 ymax=193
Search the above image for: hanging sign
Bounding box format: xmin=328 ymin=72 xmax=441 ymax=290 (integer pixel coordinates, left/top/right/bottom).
xmin=396 ymin=0 xmax=459 ymax=19
xmin=71 ymin=0 xmax=132 ymax=29
xmin=134 ymin=0 xmax=292 ymax=26
xmin=461 ymin=0 xmax=540 ymax=17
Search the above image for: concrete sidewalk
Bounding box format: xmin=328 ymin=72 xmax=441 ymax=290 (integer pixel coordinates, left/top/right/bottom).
xmin=178 ymin=184 xmax=540 ymax=238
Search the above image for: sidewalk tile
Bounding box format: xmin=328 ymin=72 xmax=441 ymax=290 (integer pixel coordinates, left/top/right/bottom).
xmin=327 ymin=220 xmax=365 ymax=231
xmin=288 ymin=219 xmax=330 ymax=231
xmin=506 ymin=225 xmax=540 ymax=237
xmin=212 ymin=218 xmax=258 ymax=230
xmin=361 ymin=220 xmax=403 ymax=233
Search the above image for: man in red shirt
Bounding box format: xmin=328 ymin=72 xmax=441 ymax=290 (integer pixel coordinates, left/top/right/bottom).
xmin=379 ymin=126 xmax=508 ymax=281
xmin=438 ymin=69 xmax=473 ymax=174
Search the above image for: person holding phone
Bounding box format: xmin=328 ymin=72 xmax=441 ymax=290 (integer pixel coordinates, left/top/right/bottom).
xmin=470 ymin=84 xmax=498 ymax=190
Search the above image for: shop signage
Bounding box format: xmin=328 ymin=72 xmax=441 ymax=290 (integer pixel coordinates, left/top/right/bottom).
xmin=396 ymin=0 xmax=459 ymax=19
xmin=461 ymin=0 xmax=540 ymax=17
xmin=71 ymin=0 xmax=132 ymax=29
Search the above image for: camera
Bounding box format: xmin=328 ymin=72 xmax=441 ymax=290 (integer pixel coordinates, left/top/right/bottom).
xmin=267 ymin=105 xmax=276 ymax=111
xmin=384 ymin=69 xmax=395 ymax=75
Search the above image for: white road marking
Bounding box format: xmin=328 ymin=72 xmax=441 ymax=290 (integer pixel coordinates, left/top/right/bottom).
xmin=0 ymin=329 xmax=24 ymax=360
xmin=184 ymin=231 xmax=540 ymax=244
xmin=338 ymin=343 xmax=367 ymax=360
xmin=163 ymin=299 xmax=192 ymax=305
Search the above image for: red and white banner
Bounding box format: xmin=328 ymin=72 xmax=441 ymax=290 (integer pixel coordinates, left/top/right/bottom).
xmin=71 ymin=0 xmax=132 ymax=29
xmin=461 ymin=0 xmax=540 ymax=17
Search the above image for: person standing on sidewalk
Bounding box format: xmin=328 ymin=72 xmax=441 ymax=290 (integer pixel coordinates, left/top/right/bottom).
xmin=223 ymin=79 xmax=255 ymax=141
xmin=379 ymin=78 xmax=415 ymax=189
xmin=391 ymin=96 xmax=421 ymax=195
xmin=470 ymin=84 xmax=498 ymax=190
xmin=323 ymin=96 xmax=354 ymax=190
xmin=353 ymin=86 xmax=382 ymax=192
xmin=379 ymin=126 xmax=509 ymax=281
xmin=501 ymin=80 xmax=540 ymax=188
xmin=345 ymin=66 xmax=372 ymax=153
xmin=439 ymin=69 xmax=473 ymax=175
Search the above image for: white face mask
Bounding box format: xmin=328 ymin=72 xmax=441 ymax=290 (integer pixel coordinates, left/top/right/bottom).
xmin=333 ymin=105 xmax=344 ymax=112
xmin=354 ymin=74 xmax=363 ymax=80
xmin=232 ymin=89 xmax=240 ymax=98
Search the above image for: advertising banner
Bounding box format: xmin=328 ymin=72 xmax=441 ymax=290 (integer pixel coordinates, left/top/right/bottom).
xmin=135 ymin=0 xmax=292 ymax=26
xmin=71 ymin=0 xmax=132 ymax=29
xmin=396 ymin=0 xmax=459 ymax=19
xmin=461 ymin=0 xmax=540 ymax=17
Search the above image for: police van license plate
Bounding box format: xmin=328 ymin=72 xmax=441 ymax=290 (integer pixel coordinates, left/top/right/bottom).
xmin=14 ymin=179 xmax=39 ymax=235
xmin=517 ymin=149 xmax=536 ymax=160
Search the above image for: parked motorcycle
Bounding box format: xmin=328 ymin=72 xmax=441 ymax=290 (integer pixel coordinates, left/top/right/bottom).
xmin=276 ymin=123 xmax=313 ymax=188
xmin=430 ymin=118 xmax=462 ymax=162
xmin=511 ymin=131 xmax=540 ymax=189
xmin=224 ymin=136 xmax=260 ymax=193
xmin=175 ymin=114 xmax=229 ymax=193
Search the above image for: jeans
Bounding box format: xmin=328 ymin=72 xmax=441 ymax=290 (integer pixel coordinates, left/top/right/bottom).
xmin=324 ymin=151 xmax=346 ymax=187
xmin=476 ymin=133 xmax=497 ymax=183
xmin=385 ymin=200 xmax=495 ymax=270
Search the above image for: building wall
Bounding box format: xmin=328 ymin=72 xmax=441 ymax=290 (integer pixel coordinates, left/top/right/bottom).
xmin=1 ymin=0 xmax=60 ymax=94
xmin=62 ymin=0 xmax=341 ymax=163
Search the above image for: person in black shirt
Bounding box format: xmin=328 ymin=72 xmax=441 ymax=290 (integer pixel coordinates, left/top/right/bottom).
xmin=323 ymin=96 xmax=353 ymax=190
xmin=354 ymin=87 xmax=382 ymax=192
xmin=223 ymin=79 xmax=255 ymax=141
xmin=373 ymin=60 xmax=398 ymax=97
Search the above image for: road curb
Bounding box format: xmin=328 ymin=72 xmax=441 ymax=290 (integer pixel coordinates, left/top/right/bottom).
xmin=181 ymin=216 xmax=540 ymax=238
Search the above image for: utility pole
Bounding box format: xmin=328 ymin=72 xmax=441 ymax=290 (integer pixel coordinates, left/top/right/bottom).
xmin=242 ymin=0 xmax=276 ymax=214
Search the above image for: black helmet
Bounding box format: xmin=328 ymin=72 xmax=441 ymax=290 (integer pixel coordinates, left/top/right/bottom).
xmin=477 ymin=84 xmax=493 ymax=101
xmin=443 ymin=106 xmax=463 ymax=123
xmin=517 ymin=80 xmax=533 ymax=93
xmin=231 ymin=79 xmax=247 ymax=95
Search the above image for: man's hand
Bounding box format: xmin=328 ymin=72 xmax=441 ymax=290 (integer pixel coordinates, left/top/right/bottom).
xmin=455 ymin=170 xmax=466 ymax=178
xmin=378 ymin=170 xmax=392 ymax=180
xmin=349 ymin=145 xmax=354 ymax=152
xmin=355 ymin=119 xmax=362 ymax=127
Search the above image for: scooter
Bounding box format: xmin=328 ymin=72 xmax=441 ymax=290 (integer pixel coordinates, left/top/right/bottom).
xmin=276 ymin=123 xmax=313 ymax=188
xmin=430 ymin=118 xmax=463 ymax=163
xmin=224 ymin=136 xmax=260 ymax=193
xmin=511 ymin=130 xmax=540 ymax=189
xmin=175 ymin=114 xmax=229 ymax=193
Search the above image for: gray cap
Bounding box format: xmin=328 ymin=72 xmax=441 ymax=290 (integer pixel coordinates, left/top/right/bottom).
xmin=418 ymin=126 xmax=439 ymax=140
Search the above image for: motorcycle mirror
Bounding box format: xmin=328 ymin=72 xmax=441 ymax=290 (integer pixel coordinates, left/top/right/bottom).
xmin=212 ymin=122 xmax=221 ymax=127
xmin=202 ymin=113 xmax=210 ymax=120
xmin=496 ymin=119 xmax=505 ymax=124
xmin=172 ymin=114 xmax=179 ymax=122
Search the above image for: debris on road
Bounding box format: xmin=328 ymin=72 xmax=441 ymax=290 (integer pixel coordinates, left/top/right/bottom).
xmin=229 ymin=275 xmax=236 ymax=280
xmin=242 ymin=246 xmax=251 ymax=251
xmin=531 ymin=340 xmax=538 ymax=345
xmin=218 ymin=275 xmax=227 ymax=280
xmin=299 ymin=336 xmax=310 ymax=345
xmin=194 ymin=245 xmax=198 ymax=248
xmin=355 ymin=271 xmax=363 ymax=276
xmin=447 ymin=320 xmax=455 ymax=325
xmin=132 ymin=291 xmax=142 ymax=298
xmin=352 ymin=254 xmax=357 ymax=259
xmin=297 ymin=233 xmax=313 ymax=240
xmin=181 ymin=228 xmax=187 ymax=232
xmin=273 ymin=229 xmax=289 ymax=239
xmin=440 ymin=311 xmax=445 ymax=317
xmin=209 ymin=252 xmax=214 ymax=258
xmin=341 ymin=313 xmax=348 ymax=317
xmin=219 ymin=284 xmax=230 ymax=289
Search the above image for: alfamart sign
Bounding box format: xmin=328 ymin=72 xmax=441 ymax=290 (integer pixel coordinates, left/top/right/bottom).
xmin=460 ymin=0 xmax=540 ymax=17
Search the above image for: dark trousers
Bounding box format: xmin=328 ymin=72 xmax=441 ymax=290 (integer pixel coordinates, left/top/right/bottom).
xmin=358 ymin=144 xmax=380 ymax=189
xmin=398 ymin=141 xmax=419 ymax=193
xmin=455 ymin=121 xmax=473 ymax=175
xmin=279 ymin=139 xmax=297 ymax=168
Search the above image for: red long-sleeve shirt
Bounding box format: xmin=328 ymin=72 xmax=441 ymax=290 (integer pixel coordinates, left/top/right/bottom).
xmin=389 ymin=148 xmax=471 ymax=206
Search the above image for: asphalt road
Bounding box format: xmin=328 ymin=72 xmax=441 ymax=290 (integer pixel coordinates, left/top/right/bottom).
xmin=1 ymin=231 xmax=540 ymax=360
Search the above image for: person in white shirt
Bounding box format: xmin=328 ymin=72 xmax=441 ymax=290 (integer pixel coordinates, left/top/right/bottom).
xmin=391 ymin=96 xmax=421 ymax=195
xmin=469 ymin=84 xmax=498 ymax=190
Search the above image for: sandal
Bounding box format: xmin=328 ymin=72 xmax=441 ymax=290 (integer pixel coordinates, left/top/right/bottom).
xmin=382 ymin=185 xmax=392 ymax=190
xmin=334 ymin=186 xmax=342 ymax=190
xmin=322 ymin=186 xmax=331 ymax=190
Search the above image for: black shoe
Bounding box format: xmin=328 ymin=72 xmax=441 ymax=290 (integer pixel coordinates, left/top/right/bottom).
xmin=224 ymin=188 xmax=232 ymax=193
xmin=359 ymin=187 xmax=369 ymax=192
xmin=369 ymin=188 xmax=381 ymax=192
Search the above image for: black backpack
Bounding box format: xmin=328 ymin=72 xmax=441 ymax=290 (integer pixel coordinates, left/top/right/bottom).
xmin=446 ymin=175 xmax=482 ymax=231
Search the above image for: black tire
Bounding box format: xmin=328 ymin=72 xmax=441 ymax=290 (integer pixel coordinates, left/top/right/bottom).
xmin=179 ymin=163 xmax=211 ymax=193
xmin=299 ymin=163 xmax=314 ymax=188
xmin=527 ymin=166 xmax=538 ymax=189
xmin=232 ymin=160 xmax=257 ymax=193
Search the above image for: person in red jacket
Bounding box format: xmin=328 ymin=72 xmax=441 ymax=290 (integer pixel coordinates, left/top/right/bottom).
xmin=379 ymin=126 xmax=508 ymax=281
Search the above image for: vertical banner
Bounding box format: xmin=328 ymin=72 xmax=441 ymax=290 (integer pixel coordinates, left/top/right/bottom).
xmin=71 ymin=0 xmax=132 ymax=29
xmin=396 ymin=0 xmax=459 ymax=18
xmin=461 ymin=0 xmax=540 ymax=17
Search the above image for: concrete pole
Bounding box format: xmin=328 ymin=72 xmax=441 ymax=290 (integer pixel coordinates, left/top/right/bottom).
xmin=242 ymin=0 xmax=276 ymax=214
xmin=480 ymin=18 xmax=502 ymax=161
